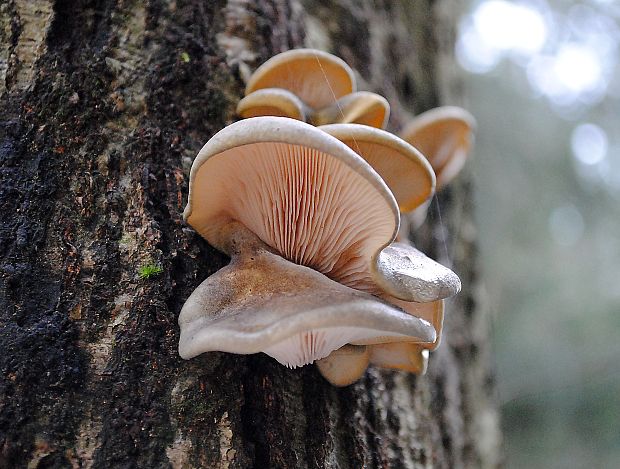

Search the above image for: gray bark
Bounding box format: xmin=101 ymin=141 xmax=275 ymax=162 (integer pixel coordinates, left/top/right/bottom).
xmin=0 ymin=1 xmax=500 ymax=467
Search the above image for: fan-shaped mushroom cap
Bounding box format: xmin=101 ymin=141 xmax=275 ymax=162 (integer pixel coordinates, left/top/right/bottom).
xmin=316 ymin=345 xmax=369 ymax=386
xmin=245 ymin=49 xmax=356 ymax=109
xmin=319 ymin=124 xmax=435 ymax=213
xmin=184 ymin=116 xmax=400 ymax=293
xmin=369 ymin=344 xmax=429 ymax=374
xmin=178 ymin=227 xmax=435 ymax=368
xmin=237 ymin=88 xmax=309 ymax=121
xmin=373 ymin=242 xmax=461 ymax=303
xmin=400 ymin=106 xmax=475 ymax=188
xmin=311 ymin=92 xmax=390 ymax=128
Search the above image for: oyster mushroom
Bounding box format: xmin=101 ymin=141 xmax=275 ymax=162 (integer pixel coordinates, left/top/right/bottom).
xmin=400 ymin=106 xmax=476 ymax=189
xmin=184 ymin=116 xmax=441 ymax=296
xmin=181 ymin=116 xmax=449 ymax=367
xmin=236 ymin=88 xmax=308 ymax=121
xmin=179 ymin=223 xmax=435 ymax=367
xmin=245 ymin=48 xmax=355 ymax=110
xmin=238 ymin=49 xmax=390 ymax=128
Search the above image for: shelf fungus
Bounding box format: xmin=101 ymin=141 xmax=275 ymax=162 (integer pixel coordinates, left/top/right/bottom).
xmin=180 ymin=44 xmax=470 ymax=385
xmin=179 ymin=116 xmax=463 ymax=372
xmin=237 ymin=49 xmax=390 ymax=128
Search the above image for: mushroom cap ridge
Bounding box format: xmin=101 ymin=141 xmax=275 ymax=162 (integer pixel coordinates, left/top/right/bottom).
xmin=245 ymin=49 xmax=356 ymax=109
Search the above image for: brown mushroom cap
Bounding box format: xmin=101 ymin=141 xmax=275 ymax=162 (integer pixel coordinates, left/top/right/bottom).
xmin=319 ymin=123 xmax=436 ymax=212
xmin=178 ymin=229 xmax=435 ymax=368
xmin=311 ymin=92 xmax=390 ymax=128
xmin=184 ymin=117 xmax=399 ymax=293
xmin=245 ymin=49 xmax=356 ymax=109
xmin=236 ymin=88 xmax=308 ymax=121
xmin=400 ymin=106 xmax=476 ymax=188
xmin=316 ymin=345 xmax=370 ymax=386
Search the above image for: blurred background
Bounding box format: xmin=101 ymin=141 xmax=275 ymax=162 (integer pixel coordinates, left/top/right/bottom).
xmin=456 ymin=0 xmax=620 ymax=466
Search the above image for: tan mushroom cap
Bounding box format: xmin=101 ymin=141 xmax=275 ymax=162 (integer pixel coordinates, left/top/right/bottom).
xmin=178 ymin=228 xmax=435 ymax=368
xmin=311 ymin=92 xmax=390 ymax=128
xmin=316 ymin=345 xmax=369 ymax=386
xmin=237 ymin=88 xmax=308 ymax=121
xmin=245 ymin=49 xmax=356 ymax=109
xmin=184 ymin=117 xmax=400 ymax=293
xmin=369 ymin=344 xmax=429 ymax=374
xmin=400 ymin=106 xmax=476 ymax=188
xmin=319 ymin=124 xmax=436 ymax=213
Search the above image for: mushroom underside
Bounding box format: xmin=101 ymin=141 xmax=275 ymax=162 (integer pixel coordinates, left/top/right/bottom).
xmin=186 ymin=125 xmax=399 ymax=293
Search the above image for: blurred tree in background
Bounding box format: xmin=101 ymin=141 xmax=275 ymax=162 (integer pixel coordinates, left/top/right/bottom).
xmin=456 ymin=1 xmax=620 ymax=467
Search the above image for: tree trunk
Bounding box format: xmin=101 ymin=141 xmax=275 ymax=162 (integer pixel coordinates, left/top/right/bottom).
xmin=0 ymin=1 xmax=500 ymax=468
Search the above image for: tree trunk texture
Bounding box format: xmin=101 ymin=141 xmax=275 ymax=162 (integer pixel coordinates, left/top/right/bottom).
xmin=0 ymin=1 xmax=501 ymax=468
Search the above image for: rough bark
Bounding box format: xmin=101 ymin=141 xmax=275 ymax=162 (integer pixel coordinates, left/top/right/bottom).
xmin=0 ymin=1 xmax=500 ymax=468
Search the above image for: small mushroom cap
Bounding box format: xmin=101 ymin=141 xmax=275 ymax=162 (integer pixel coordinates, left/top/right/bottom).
xmin=319 ymin=124 xmax=436 ymax=212
xmin=369 ymin=344 xmax=429 ymax=374
xmin=184 ymin=117 xmax=399 ymax=293
xmin=245 ymin=49 xmax=356 ymax=109
xmin=373 ymin=242 xmax=461 ymax=303
xmin=311 ymin=92 xmax=390 ymax=128
xmin=178 ymin=243 xmax=436 ymax=368
xmin=316 ymin=345 xmax=370 ymax=387
xmin=400 ymin=106 xmax=476 ymax=189
xmin=236 ymin=88 xmax=308 ymax=121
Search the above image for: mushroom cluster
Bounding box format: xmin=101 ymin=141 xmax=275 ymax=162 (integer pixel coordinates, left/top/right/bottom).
xmin=179 ymin=49 xmax=475 ymax=386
